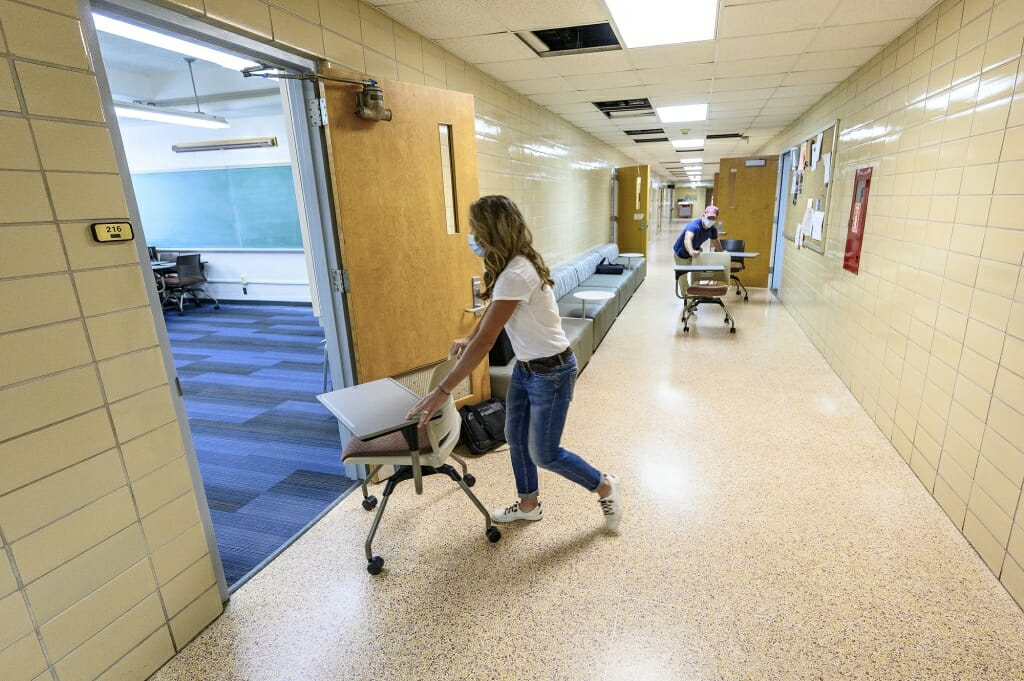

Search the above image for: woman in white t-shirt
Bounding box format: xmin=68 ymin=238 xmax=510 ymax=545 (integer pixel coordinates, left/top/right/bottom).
xmin=408 ymin=195 xmax=622 ymax=531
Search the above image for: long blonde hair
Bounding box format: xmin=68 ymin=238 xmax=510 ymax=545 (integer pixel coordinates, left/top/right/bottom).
xmin=469 ymin=195 xmax=553 ymax=300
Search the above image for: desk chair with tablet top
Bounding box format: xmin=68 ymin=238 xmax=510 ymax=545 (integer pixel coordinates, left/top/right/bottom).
xmin=340 ymin=358 xmax=500 ymax=574
xmin=676 ymin=251 xmax=736 ymax=334
xmin=162 ymin=254 xmax=219 ymax=314
xmin=720 ymin=239 xmax=749 ymax=301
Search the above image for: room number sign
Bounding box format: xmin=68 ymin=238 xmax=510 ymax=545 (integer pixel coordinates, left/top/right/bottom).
xmin=90 ymin=222 xmax=134 ymax=242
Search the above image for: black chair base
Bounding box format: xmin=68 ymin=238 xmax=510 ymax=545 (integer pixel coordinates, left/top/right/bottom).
xmin=681 ymin=296 xmax=736 ymax=334
xmin=731 ymin=275 xmax=749 ymax=301
xmin=359 ymin=463 xmax=499 ymax=574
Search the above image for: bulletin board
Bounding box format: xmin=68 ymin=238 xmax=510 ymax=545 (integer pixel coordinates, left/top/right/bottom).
xmin=783 ymin=120 xmax=839 ymax=255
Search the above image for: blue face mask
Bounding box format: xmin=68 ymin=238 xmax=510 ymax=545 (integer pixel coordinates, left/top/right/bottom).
xmin=467 ymin=233 xmax=485 ymax=257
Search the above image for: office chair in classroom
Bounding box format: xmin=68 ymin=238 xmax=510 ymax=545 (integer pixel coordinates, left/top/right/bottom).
xmin=720 ymin=239 xmax=749 ymax=301
xmin=162 ymin=254 xmax=219 ymax=314
xmin=676 ymin=251 xmax=736 ymax=334
xmin=340 ymin=358 xmax=500 ymax=575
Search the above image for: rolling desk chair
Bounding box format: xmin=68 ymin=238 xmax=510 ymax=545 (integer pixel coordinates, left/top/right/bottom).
xmin=677 ymin=251 xmax=736 ymax=334
xmin=720 ymin=239 xmax=749 ymax=301
xmin=340 ymin=358 xmax=499 ymax=574
xmin=162 ymin=254 xmax=219 ymax=314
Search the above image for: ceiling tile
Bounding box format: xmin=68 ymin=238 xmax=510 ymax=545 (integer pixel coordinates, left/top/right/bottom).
xmin=714 ymin=55 xmax=797 ymax=78
xmin=828 ymin=0 xmax=937 ymax=25
xmin=542 ymin=50 xmax=634 ymax=76
xmin=715 ymin=30 xmax=816 ymax=60
xmin=807 ymin=20 xmax=913 ymax=51
xmin=772 ymin=82 xmax=836 ymax=98
xmin=506 ymin=75 xmax=571 ymax=94
xmin=643 ymin=81 xmax=713 ymax=98
xmin=637 ymin=65 xmax=714 ymax=84
xmin=627 ymin=41 xmax=716 ymax=69
xmin=711 ymin=88 xmax=776 ymax=103
xmin=546 ymin=101 xmax=603 ymax=114
xmin=578 ymin=84 xmax=652 ymax=100
xmin=781 ymin=66 xmax=856 ymax=86
xmin=382 ymin=0 xmax=506 ymax=39
xmin=718 ymin=0 xmax=842 ymax=38
xmin=437 ymin=32 xmax=537 ymax=63
xmin=529 ymin=91 xmax=591 ymax=105
xmin=565 ymin=70 xmax=641 ymax=90
xmin=478 ymin=58 xmax=555 ymax=81
xmin=712 ymin=74 xmax=786 ymax=91
xmin=790 ymin=46 xmax=880 ymax=70
xmin=475 ymin=0 xmax=610 ymax=32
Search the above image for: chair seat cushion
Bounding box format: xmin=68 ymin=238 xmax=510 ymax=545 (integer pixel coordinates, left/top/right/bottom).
xmin=730 ymin=262 xmax=744 ymax=272
xmin=342 ymin=424 xmax=431 ymax=462
xmin=687 ymin=284 xmax=728 ymax=296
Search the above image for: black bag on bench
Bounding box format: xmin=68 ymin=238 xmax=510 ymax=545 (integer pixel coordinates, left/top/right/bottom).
xmin=595 ymin=257 xmax=624 ymax=275
xmin=459 ymin=398 xmax=506 ymax=454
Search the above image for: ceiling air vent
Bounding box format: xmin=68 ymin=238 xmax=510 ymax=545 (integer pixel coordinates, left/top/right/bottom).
xmin=517 ymin=22 xmax=621 ymax=57
xmin=706 ymin=133 xmax=748 ymax=140
xmin=592 ymin=98 xmax=655 ymax=120
xmin=634 ymin=137 xmax=669 ymax=143
xmin=624 ymin=128 xmax=664 ymax=136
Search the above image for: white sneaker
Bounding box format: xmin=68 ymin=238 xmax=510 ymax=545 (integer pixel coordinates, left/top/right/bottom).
xmin=491 ymin=499 xmax=543 ymax=523
xmin=598 ymin=475 xmax=623 ymax=531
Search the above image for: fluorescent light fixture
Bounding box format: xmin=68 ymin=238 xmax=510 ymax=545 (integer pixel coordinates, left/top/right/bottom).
xmin=672 ymin=138 xmax=704 ymax=149
xmin=604 ymin=0 xmax=717 ymax=48
xmin=93 ymin=13 xmax=259 ymax=71
xmin=114 ymin=100 xmax=229 ymax=129
xmin=677 ymin=157 xmax=702 ymax=164
xmin=172 ymin=137 xmax=277 ymax=152
xmin=683 ymin=165 xmax=702 ymax=171
xmin=656 ymin=104 xmax=708 ymax=123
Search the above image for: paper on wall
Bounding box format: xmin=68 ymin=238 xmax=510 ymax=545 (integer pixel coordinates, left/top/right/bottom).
xmin=811 ymin=132 xmax=823 ymax=169
xmin=823 ymin=152 xmax=832 ymax=185
xmin=810 ymin=210 xmax=825 ymax=240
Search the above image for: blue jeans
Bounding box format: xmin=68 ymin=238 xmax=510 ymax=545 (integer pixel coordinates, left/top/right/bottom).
xmin=504 ymin=354 xmax=602 ymax=498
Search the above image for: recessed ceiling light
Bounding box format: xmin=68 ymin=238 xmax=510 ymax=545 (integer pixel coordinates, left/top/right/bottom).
xmin=93 ymin=13 xmax=259 ymax=71
xmin=677 ymin=157 xmax=703 ymax=164
xmin=604 ymin=0 xmax=717 ymax=48
xmin=672 ymin=138 xmax=704 ymax=149
xmin=656 ymin=104 xmax=708 ymax=123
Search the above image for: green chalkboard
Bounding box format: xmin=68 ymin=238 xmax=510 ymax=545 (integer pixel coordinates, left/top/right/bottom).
xmin=131 ymin=165 xmax=302 ymax=249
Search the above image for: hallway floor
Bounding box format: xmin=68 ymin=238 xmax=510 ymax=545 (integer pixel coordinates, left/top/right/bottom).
xmin=153 ymin=233 xmax=1024 ymax=680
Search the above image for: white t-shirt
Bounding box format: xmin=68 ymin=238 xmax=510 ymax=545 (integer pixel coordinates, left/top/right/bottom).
xmin=491 ymin=256 xmax=569 ymax=361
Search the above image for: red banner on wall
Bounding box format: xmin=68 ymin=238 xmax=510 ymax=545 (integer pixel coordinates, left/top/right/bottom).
xmin=844 ymin=167 xmax=873 ymax=274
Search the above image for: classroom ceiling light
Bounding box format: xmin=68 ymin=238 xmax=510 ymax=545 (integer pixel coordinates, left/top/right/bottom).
xmin=93 ymin=13 xmax=259 ymax=71
xmin=677 ymin=157 xmax=703 ymax=164
xmin=604 ymin=0 xmax=717 ymax=48
xmin=114 ymin=100 xmax=229 ymax=128
xmin=656 ymin=104 xmax=708 ymax=123
xmin=672 ymin=138 xmax=704 ymax=149
xmin=172 ymin=137 xmax=277 ymax=152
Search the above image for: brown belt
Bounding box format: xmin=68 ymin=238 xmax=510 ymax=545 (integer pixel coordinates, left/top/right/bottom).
xmin=519 ymin=347 xmax=573 ymax=373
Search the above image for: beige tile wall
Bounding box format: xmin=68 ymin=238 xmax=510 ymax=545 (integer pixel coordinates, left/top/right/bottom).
xmin=761 ymin=0 xmax=1024 ymax=608
xmin=0 ymin=1 xmax=223 ymax=679
xmin=1 ymin=0 xmax=642 ymax=678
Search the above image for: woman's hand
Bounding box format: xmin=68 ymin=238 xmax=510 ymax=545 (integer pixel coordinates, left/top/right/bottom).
xmin=406 ymin=387 xmax=449 ymax=426
xmin=450 ymin=337 xmax=470 ymax=358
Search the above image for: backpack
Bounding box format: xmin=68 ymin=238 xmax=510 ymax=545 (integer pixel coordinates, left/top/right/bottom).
xmin=595 ymin=257 xmax=624 ymax=275
xmin=459 ymin=398 xmax=507 ymax=454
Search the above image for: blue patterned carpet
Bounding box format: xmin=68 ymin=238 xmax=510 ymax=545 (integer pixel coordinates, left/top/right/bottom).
xmin=164 ymin=303 xmax=355 ymax=588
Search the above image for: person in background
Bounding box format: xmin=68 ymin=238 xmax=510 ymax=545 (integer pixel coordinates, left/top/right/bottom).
xmin=674 ymin=205 xmax=723 ymax=259
xmin=406 ymin=195 xmax=623 ymax=532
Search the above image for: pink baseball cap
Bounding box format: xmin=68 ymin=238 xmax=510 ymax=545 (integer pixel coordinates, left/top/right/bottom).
xmin=704 ymin=205 xmax=719 ymax=217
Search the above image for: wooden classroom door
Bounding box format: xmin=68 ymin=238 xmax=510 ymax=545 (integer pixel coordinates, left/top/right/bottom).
xmin=715 ymin=156 xmax=779 ymax=287
xmin=615 ymin=165 xmax=650 ymax=256
xmin=321 ymin=70 xmax=488 ymax=398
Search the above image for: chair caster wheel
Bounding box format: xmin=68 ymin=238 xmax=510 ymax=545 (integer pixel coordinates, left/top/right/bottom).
xmin=214 ymin=304 xmax=221 ymax=309
xmin=683 ymin=327 xmax=690 ymax=333
xmin=736 ymin=291 xmax=741 ymax=296
xmin=367 ymin=556 xmax=384 ymax=575
xmin=486 ymin=527 xmax=501 ymax=543
xmin=744 ymin=296 xmax=749 ymax=301
xmin=730 ymin=328 xmax=736 ymax=333
xmin=724 ymin=317 xmax=729 ymax=323
xmin=362 ymin=496 xmax=377 ymax=511
xmin=463 ymin=473 xmax=476 ymax=487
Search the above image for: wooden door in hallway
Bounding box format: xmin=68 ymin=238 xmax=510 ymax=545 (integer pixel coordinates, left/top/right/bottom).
xmin=616 ymin=165 xmax=650 ymax=256
xmin=321 ymin=70 xmax=488 ymax=398
xmin=715 ymin=156 xmax=779 ymax=287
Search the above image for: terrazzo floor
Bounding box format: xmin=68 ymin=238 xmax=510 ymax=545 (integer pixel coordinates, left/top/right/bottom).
xmin=152 ymin=232 xmax=1024 ymax=680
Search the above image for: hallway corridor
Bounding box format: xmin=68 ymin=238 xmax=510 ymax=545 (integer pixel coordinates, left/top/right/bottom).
xmin=152 ymin=233 xmax=1024 ymax=680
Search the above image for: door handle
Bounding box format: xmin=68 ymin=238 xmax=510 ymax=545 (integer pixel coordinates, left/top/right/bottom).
xmin=464 ymin=304 xmax=487 ymax=316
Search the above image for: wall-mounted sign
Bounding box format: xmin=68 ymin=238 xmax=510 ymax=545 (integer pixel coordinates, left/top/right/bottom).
xmin=843 ymin=167 xmax=872 ymax=274
xmin=90 ymin=222 xmax=134 ymax=243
